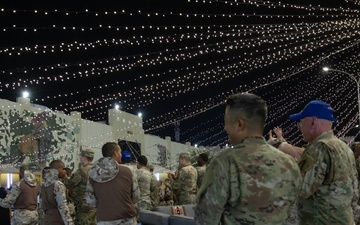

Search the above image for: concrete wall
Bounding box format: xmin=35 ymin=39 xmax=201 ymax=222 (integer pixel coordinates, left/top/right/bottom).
xmin=0 ymin=97 xmax=198 ymax=174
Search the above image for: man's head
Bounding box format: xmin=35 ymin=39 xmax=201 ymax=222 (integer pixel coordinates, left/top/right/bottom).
xmin=102 ymin=142 xmax=122 ymax=163
xmin=290 ymin=100 xmax=336 ymax=142
xmin=80 ymin=148 xmax=94 ymax=164
xmin=197 ymin=153 xmax=208 ymax=166
xmin=178 ymin=152 xmax=191 ymax=167
xmin=49 ymin=160 xmax=66 ymax=179
xmin=137 ymin=155 xmax=148 ymax=169
xmin=224 ymin=93 xmax=267 ymax=145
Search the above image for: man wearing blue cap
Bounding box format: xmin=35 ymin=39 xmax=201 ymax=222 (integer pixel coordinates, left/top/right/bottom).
xmin=290 ymin=100 xmax=359 ymax=225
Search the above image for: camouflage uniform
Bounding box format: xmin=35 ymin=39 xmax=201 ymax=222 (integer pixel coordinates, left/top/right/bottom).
xmin=64 ymin=163 xmax=96 ymax=225
xmin=150 ymin=174 xmax=159 ymax=208
xmin=40 ymin=168 xmax=74 ymax=225
xmin=0 ymin=171 xmax=39 ymax=225
xmin=196 ymin=165 xmax=206 ymax=189
xmin=172 ymin=163 xmax=198 ymax=205
xmin=195 ymin=137 xmax=302 ymax=225
xmin=136 ymin=167 xmax=153 ymax=210
xmin=298 ymin=131 xmax=360 ymax=225
xmin=86 ymin=157 xmax=140 ymax=225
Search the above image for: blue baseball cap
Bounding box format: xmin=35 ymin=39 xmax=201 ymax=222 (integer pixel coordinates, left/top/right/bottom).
xmin=289 ymin=100 xmax=337 ymax=122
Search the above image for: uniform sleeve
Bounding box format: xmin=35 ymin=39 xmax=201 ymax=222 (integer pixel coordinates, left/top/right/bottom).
xmin=195 ymin=157 xmax=229 ymax=225
xmin=131 ymin=168 xmax=140 ymax=208
xmin=85 ymin=179 xmax=97 ymax=208
xmin=150 ymin=175 xmax=159 ymax=207
xmin=63 ymin=171 xmax=82 ymax=189
xmin=349 ymin=151 xmax=360 ymax=223
xmin=298 ymin=143 xmax=330 ymax=199
xmin=0 ymin=182 xmax=21 ymax=208
xmin=54 ymin=181 xmax=74 ymax=225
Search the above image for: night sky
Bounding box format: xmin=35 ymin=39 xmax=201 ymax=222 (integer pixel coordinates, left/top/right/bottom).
xmin=1 ymin=0 xmax=359 ymax=147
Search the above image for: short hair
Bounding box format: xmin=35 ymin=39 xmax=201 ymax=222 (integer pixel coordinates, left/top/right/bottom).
xmin=49 ymin=160 xmax=65 ymax=169
xmin=198 ymin=153 xmax=209 ymax=163
xmin=137 ymin=155 xmax=148 ymax=166
xmin=225 ymin=93 xmax=267 ymax=131
xmin=102 ymin=142 xmax=119 ymax=157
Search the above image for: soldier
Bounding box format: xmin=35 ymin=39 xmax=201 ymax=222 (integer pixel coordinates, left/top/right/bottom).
xmin=136 ymin=155 xmax=153 ymax=210
xmin=290 ymin=100 xmax=360 ymax=224
xmin=64 ymin=149 xmax=96 ymax=225
xmin=0 ymin=166 xmax=39 ymax=225
xmin=168 ymin=152 xmax=197 ymax=205
xmin=41 ymin=160 xmax=74 ymax=225
xmin=147 ymin=163 xmax=160 ymax=208
xmin=195 ymin=153 xmax=208 ymax=189
xmin=195 ymin=93 xmax=302 ymax=225
xmin=86 ymin=142 xmax=140 ymax=225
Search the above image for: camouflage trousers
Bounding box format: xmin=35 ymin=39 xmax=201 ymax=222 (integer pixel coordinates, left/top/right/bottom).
xmin=97 ymin=217 xmax=137 ymax=225
xmin=13 ymin=209 xmax=39 ymax=225
xmin=75 ymin=210 xmax=97 ymax=225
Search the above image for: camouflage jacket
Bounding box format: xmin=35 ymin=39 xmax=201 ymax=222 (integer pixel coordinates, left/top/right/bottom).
xmin=150 ymin=174 xmax=159 ymax=208
xmin=86 ymin=157 xmax=140 ymax=209
xmin=172 ymin=163 xmax=198 ymax=204
xmin=0 ymin=170 xmax=38 ymax=209
xmin=136 ymin=167 xmax=152 ymax=210
xmin=41 ymin=168 xmax=74 ymax=225
xmin=298 ymin=131 xmax=359 ymax=225
xmin=194 ymin=137 xmax=302 ymax=225
xmin=196 ymin=165 xmax=206 ymax=189
xmin=63 ymin=163 xmax=93 ymax=212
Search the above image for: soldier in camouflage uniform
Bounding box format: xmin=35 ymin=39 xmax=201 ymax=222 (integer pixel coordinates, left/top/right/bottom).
xmin=64 ymin=149 xmax=96 ymax=225
xmin=86 ymin=142 xmax=140 ymax=225
xmin=195 ymin=93 xmax=302 ymax=225
xmin=195 ymin=153 xmax=208 ymax=189
xmin=147 ymin=163 xmax=160 ymax=208
xmin=290 ymin=100 xmax=360 ymax=225
xmin=40 ymin=160 xmax=74 ymax=225
xmin=168 ymin=152 xmax=197 ymax=205
xmin=136 ymin=155 xmax=153 ymax=210
xmin=0 ymin=166 xmax=39 ymax=225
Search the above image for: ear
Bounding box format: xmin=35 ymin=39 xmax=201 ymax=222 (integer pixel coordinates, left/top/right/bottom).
xmin=237 ymin=118 xmax=246 ymax=131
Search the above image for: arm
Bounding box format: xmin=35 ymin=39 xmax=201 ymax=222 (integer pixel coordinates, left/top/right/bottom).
xmin=131 ymin=168 xmax=140 ymax=208
xmin=150 ymin=175 xmax=159 ymax=207
xmin=0 ymin=182 xmax=21 ymax=208
xmin=195 ymin=157 xmax=229 ymax=225
xmin=63 ymin=171 xmax=82 ymax=189
xmin=85 ymin=179 xmax=97 ymax=208
xmin=349 ymin=151 xmax=360 ymax=223
xmin=298 ymin=143 xmax=330 ymax=199
xmin=54 ymin=181 xmax=74 ymax=225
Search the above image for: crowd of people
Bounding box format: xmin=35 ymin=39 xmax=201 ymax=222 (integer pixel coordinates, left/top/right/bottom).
xmin=1 ymin=92 xmax=360 ymax=225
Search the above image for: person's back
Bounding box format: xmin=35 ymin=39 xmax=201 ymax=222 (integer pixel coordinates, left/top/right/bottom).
xmin=0 ymin=168 xmax=39 ymax=225
xmin=136 ymin=167 xmax=152 ymax=210
xmin=41 ymin=165 xmax=74 ymax=225
xmin=298 ymin=131 xmax=357 ymax=224
xmin=88 ymin=158 xmax=137 ymax=221
xmin=86 ymin=142 xmax=140 ymax=225
xmin=176 ymin=164 xmax=197 ymax=204
xmin=197 ymin=137 xmax=302 ymax=224
xmin=195 ymin=93 xmax=302 ymax=225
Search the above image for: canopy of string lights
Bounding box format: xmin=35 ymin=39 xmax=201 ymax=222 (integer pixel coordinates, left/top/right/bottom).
xmin=1 ymin=0 xmax=359 ymax=146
